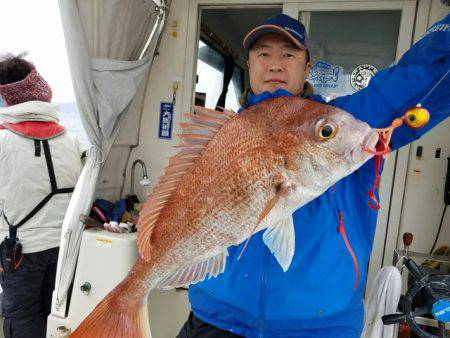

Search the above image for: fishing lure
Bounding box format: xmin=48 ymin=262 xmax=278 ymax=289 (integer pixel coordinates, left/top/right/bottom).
xmin=362 ymin=106 xmax=430 ymax=210
xmin=362 ymin=69 xmax=449 ymax=209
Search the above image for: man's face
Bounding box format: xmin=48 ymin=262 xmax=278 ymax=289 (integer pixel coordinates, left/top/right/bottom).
xmin=248 ymin=33 xmax=311 ymax=96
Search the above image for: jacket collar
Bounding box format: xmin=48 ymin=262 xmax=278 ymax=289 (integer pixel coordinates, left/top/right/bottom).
xmin=242 ymin=88 xmax=294 ymax=111
xmin=241 ymin=84 xmax=314 ymax=111
xmin=0 ymin=101 xmax=59 ymax=125
xmin=0 ymin=121 xmax=65 ymax=140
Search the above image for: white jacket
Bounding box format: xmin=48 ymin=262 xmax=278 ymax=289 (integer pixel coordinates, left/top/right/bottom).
xmin=0 ymin=101 xmax=83 ymax=253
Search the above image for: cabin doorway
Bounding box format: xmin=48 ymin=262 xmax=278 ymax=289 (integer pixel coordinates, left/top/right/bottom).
xmin=187 ymin=1 xmax=416 ymax=295
xmin=194 ymin=6 xmax=282 ymax=112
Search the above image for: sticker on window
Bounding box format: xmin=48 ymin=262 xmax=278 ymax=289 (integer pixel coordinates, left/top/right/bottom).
xmin=308 ymin=60 xmax=340 ymax=86
xmin=307 ymin=60 xmax=349 ymax=100
xmin=350 ymin=64 xmax=378 ymax=91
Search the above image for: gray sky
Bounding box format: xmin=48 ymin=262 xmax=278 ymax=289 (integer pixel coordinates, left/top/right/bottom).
xmin=0 ymin=0 xmax=75 ymax=103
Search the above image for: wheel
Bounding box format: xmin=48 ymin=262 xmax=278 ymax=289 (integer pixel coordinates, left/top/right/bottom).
xmin=382 ymin=257 xmax=450 ymax=338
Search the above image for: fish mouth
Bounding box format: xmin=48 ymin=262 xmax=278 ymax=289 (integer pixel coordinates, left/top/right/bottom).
xmin=350 ymin=130 xmax=379 ymax=163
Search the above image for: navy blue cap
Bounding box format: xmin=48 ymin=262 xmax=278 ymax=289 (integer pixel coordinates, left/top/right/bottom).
xmin=243 ymin=14 xmax=309 ymax=50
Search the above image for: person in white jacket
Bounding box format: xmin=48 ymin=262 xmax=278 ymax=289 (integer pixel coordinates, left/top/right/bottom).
xmin=0 ymin=55 xmax=83 ymax=338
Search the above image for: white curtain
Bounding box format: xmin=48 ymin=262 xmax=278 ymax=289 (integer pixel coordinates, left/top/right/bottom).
xmin=53 ymin=0 xmax=168 ymax=311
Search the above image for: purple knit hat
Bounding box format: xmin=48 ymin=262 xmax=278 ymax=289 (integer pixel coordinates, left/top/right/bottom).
xmin=0 ymin=68 xmax=52 ymax=106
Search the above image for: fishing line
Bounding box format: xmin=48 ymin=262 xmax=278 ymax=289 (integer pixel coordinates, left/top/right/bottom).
xmin=370 ymin=69 xmax=450 ymax=149
xmin=417 ymin=69 xmax=450 ymax=107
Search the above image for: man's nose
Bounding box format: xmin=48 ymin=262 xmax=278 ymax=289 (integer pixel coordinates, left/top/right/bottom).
xmin=268 ymin=56 xmax=283 ymax=72
xmin=268 ymin=63 xmax=282 ymax=72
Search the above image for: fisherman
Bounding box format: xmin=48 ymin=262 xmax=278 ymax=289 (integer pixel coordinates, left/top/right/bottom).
xmin=0 ymin=55 xmax=83 ymax=338
xmin=177 ymin=13 xmax=450 ymax=338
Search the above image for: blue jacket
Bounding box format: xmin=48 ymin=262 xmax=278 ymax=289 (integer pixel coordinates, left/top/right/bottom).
xmin=189 ymin=15 xmax=450 ymax=338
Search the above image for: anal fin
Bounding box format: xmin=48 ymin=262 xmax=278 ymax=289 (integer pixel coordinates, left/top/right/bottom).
xmin=157 ymin=250 xmax=228 ymax=289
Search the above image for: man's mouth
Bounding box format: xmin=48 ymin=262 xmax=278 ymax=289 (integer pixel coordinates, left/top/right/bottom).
xmin=265 ymin=79 xmax=286 ymax=84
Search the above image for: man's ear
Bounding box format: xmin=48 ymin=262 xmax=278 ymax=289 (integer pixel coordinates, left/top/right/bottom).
xmin=304 ymin=62 xmax=312 ymax=78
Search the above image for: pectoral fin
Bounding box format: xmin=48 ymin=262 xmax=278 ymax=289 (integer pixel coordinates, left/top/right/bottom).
xmin=263 ymin=217 xmax=295 ymax=272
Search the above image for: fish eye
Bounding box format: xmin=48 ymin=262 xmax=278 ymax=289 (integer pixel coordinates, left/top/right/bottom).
xmin=315 ymin=119 xmax=338 ymax=141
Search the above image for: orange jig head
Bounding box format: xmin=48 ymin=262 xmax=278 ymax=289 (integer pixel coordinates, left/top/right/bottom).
xmin=403 ymin=105 xmax=430 ymax=129
xmin=365 ymin=105 xmax=430 ymax=210
xmin=371 ymin=105 xmax=430 ymax=153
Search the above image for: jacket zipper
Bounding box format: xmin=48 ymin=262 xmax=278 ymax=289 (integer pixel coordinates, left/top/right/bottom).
xmin=338 ymin=211 xmax=360 ymax=290
xmin=258 ymin=247 xmax=270 ymax=338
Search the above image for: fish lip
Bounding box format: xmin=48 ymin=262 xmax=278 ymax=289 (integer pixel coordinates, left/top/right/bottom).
xmin=362 ymin=130 xmax=380 ymax=152
xmin=349 ymin=130 xmax=379 ymax=163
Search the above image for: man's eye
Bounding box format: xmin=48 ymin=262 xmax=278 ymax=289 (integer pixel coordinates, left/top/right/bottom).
xmin=258 ymin=52 xmax=268 ymax=57
xmin=284 ymin=53 xmax=294 ymax=58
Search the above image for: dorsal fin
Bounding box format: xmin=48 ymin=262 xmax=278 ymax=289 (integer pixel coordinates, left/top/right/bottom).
xmin=178 ymin=122 xmax=217 ymax=134
xmin=168 ymin=153 xmax=200 ymax=166
xmin=193 ymin=105 xmax=235 ymax=120
xmin=173 ymin=143 xmax=206 ymax=149
xmin=216 ymin=106 xmax=238 ymax=118
xmin=137 ymin=106 xmax=237 ymax=260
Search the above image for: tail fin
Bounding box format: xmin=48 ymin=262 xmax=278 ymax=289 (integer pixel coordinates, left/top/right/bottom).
xmin=71 ymin=283 xmax=151 ymax=338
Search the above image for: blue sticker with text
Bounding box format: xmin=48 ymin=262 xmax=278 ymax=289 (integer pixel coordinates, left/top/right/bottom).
xmin=158 ymin=102 xmax=174 ymax=139
xmin=308 ymin=60 xmax=340 ymax=88
xmin=433 ymin=300 xmax=450 ymax=323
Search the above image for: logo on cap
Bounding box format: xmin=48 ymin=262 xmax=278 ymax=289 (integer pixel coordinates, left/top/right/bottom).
xmin=284 ymin=27 xmax=303 ymax=40
xmin=242 ymin=14 xmax=309 ymax=50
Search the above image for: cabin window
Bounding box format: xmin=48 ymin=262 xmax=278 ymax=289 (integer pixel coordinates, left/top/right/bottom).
xmin=194 ymin=7 xmax=282 ymax=112
xmin=196 ymin=39 xmax=244 ymax=112
xmin=305 ymin=10 xmax=401 ymax=101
